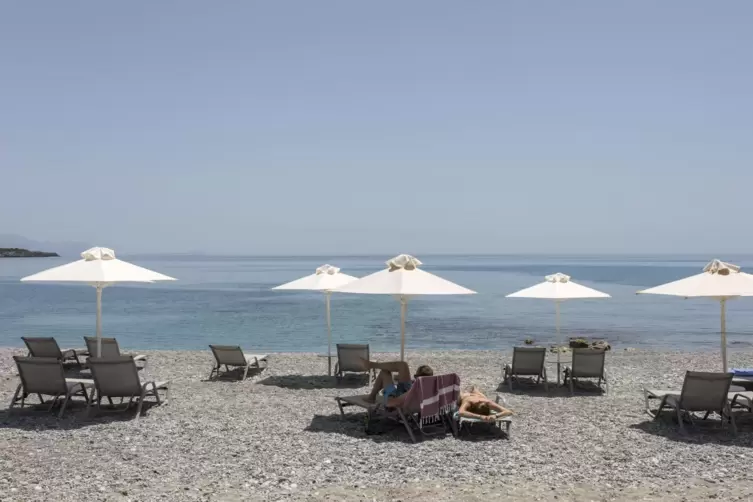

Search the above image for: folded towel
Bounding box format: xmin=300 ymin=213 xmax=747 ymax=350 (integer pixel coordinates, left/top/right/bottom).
xmin=732 ymin=368 xmax=753 ymax=376
xmin=410 ymin=373 xmax=460 ymax=426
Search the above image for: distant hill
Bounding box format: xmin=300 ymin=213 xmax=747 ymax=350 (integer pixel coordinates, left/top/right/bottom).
xmin=0 ymin=234 xmax=88 ymax=257
xmin=0 ymin=248 xmax=59 ymax=258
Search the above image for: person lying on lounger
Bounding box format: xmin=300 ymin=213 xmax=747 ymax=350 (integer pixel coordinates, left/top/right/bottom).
xmin=360 ymin=359 xmax=433 ymax=406
xmin=458 ymin=385 xmax=513 ymax=421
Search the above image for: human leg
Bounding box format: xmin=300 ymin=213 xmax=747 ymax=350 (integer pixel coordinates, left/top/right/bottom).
xmin=363 ymin=360 xmax=411 ymax=382
xmin=366 ymin=369 xmax=395 ymax=403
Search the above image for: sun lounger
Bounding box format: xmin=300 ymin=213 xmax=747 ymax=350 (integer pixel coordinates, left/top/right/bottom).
xmin=645 ymin=388 xmax=752 ymax=413
xmin=84 ymin=337 xmax=147 ymax=368
xmin=643 ymin=371 xmax=736 ymax=434
xmin=334 ymin=343 xmax=374 ymax=383
xmin=87 ymin=356 xmax=169 ymax=420
xmin=208 ymin=345 xmax=268 ymax=380
xmin=503 ymin=347 xmax=548 ymax=392
xmin=729 ymin=391 xmax=753 ymax=412
xmin=335 ymin=374 xmax=461 ymax=443
xmin=9 ymin=356 xmax=93 ymax=417
xmin=22 ymin=337 xmax=83 ymax=367
xmin=453 ymin=395 xmax=512 ymax=439
xmin=563 ymin=348 xmax=608 ymax=395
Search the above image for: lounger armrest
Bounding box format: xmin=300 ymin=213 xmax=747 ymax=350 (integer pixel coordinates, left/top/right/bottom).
xmin=133 ymin=354 xmax=148 ymax=361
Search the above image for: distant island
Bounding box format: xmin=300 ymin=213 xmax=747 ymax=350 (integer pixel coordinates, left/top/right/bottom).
xmin=0 ymin=248 xmax=59 ymax=258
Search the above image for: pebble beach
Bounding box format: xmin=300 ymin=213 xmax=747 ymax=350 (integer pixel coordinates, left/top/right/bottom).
xmin=2 ymin=347 xmax=753 ymax=501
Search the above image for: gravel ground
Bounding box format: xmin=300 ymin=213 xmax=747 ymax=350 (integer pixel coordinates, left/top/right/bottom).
xmin=2 ymin=347 xmax=753 ymax=501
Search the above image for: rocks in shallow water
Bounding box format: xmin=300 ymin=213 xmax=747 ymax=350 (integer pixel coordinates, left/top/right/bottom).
xmin=550 ymin=346 xmax=571 ymax=354
xmin=569 ymin=338 xmax=590 ymax=348
xmin=569 ymin=338 xmax=611 ymax=351
xmin=591 ymin=340 xmax=611 ymax=351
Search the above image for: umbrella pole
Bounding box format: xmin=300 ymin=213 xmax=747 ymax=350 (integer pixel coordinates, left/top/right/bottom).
xmin=326 ymin=292 xmax=332 ymax=376
xmin=400 ymin=296 xmax=407 ymax=361
xmin=721 ymin=298 xmax=728 ymax=372
xmin=555 ymin=300 xmax=561 ymax=385
xmin=96 ymin=284 xmax=103 ymax=357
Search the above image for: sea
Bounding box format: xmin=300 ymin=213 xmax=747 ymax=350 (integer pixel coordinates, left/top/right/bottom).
xmin=1 ymin=254 xmax=753 ymax=353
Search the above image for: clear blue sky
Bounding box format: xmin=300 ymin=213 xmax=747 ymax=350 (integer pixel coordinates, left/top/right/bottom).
xmin=1 ymin=1 xmax=751 ymax=255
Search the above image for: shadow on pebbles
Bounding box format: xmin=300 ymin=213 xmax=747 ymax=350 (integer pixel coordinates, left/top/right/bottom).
xmin=2 ymin=347 xmax=753 ymax=501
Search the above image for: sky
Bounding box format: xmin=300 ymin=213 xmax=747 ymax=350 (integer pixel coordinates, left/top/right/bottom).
xmin=1 ymin=1 xmax=752 ymax=255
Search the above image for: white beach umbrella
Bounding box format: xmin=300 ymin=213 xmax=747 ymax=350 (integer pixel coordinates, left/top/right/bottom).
xmin=333 ymin=254 xmax=476 ymax=361
xmin=21 ymin=247 xmax=176 ymax=356
xmin=637 ymin=259 xmax=753 ymax=371
xmin=507 ymin=273 xmax=611 ymax=368
xmin=272 ymin=264 xmax=358 ymax=374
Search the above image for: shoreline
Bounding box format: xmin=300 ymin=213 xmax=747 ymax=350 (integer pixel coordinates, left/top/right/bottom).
xmin=3 ymin=348 xmax=753 ymax=501
xmin=0 ymin=346 xmax=753 ymax=356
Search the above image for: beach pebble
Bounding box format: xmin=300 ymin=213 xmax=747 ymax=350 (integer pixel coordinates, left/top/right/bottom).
xmin=1 ymin=348 xmax=753 ymax=501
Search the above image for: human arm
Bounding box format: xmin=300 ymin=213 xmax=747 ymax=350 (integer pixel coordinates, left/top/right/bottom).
xmin=458 ymin=401 xmax=496 ymax=422
xmin=487 ymin=400 xmax=512 ymax=415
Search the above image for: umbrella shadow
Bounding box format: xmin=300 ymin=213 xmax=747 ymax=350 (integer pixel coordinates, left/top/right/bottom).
xmin=0 ymin=400 xmax=163 ymax=430
xmin=201 ymin=366 xmax=266 ymax=382
xmin=257 ymin=374 xmax=369 ymax=390
xmin=630 ymin=412 xmax=753 ymax=446
xmin=496 ymin=378 xmax=605 ymax=398
xmin=305 ymin=412 xmax=452 ymax=443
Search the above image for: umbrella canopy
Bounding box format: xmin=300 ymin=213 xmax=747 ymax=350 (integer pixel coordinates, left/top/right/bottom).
xmin=334 ymin=254 xmax=476 ymax=360
xmin=507 ymin=273 xmax=611 ymax=300
xmin=507 ymin=273 xmax=611 ymax=372
xmin=272 ymin=264 xmax=357 ymax=292
xmin=638 ymin=259 xmax=753 ymax=371
xmin=21 ymin=247 xmax=176 ymax=356
xmin=272 ymin=264 xmax=357 ymax=375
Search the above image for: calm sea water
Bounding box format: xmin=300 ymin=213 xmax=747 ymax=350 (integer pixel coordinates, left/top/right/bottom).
xmin=2 ymin=254 xmax=753 ymax=353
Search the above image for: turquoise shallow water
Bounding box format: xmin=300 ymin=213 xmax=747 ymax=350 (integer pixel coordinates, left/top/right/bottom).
xmin=2 ymin=254 xmax=753 ymax=353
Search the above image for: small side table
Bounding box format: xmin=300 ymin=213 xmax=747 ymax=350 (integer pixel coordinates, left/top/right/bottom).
xmin=546 ymin=357 xmax=572 ymax=385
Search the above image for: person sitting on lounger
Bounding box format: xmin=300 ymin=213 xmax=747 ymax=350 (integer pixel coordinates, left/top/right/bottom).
xmin=458 ymin=385 xmax=513 ymax=421
xmin=360 ymin=359 xmax=433 ymax=407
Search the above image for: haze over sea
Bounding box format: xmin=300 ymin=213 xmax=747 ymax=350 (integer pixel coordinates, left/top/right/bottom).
xmin=2 ymin=254 xmax=753 ymax=353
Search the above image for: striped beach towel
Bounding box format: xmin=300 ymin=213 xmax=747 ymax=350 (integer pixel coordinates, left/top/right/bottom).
xmin=412 ymin=373 xmax=461 ymax=426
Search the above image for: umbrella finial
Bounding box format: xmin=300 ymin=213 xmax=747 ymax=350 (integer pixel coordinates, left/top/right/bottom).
xmin=546 ymin=273 xmax=571 ymax=283
xmin=387 ymin=254 xmax=422 ymax=272
xmin=315 ymin=264 xmax=340 ymax=275
xmin=703 ymin=259 xmax=740 ymax=276
xmin=81 ymin=247 xmax=116 ymax=261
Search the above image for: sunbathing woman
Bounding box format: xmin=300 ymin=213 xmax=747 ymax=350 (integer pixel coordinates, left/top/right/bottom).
xmin=458 ymin=386 xmax=513 ymax=421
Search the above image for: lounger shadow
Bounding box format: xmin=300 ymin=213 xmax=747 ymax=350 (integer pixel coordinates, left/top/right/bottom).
xmin=306 ymin=413 xmax=450 ymax=444
xmin=257 ymin=374 xmax=368 ymax=390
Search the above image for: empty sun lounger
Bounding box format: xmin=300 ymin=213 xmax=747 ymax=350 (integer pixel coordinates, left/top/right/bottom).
xmin=87 ymin=356 xmax=169 ymax=420
xmin=208 ymin=345 xmax=268 ymax=380
xmin=334 ymin=343 xmax=374 ymax=383
xmin=84 ymin=337 xmax=147 ymax=367
xmin=22 ymin=337 xmax=83 ymax=367
xmin=563 ymin=348 xmax=608 ymax=395
xmin=503 ymin=347 xmax=548 ymax=392
xmin=9 ymin=356 xmax=93 ymax=417
xmin=643 ymin=371 xmax=736 ymax=434
xmin=335 ymin=373 xmax=460 ymax=443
